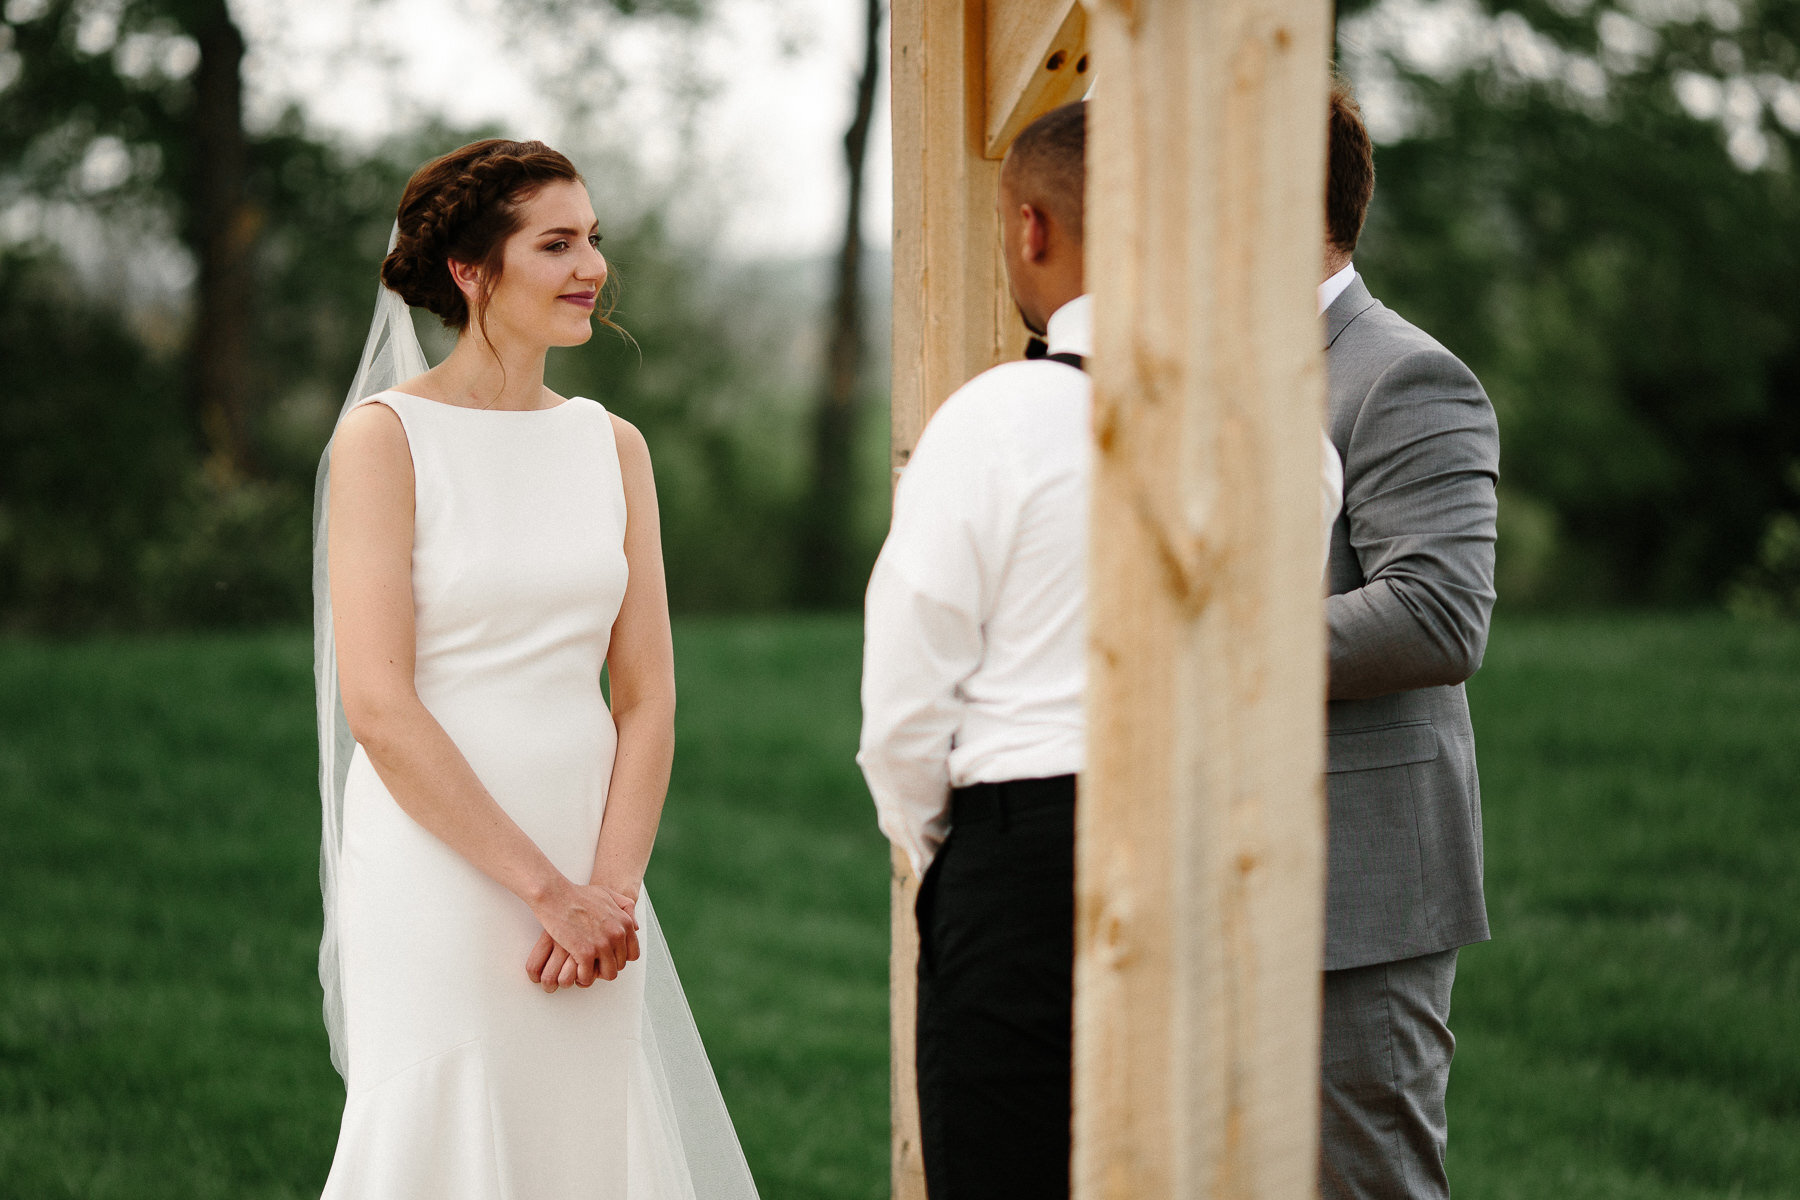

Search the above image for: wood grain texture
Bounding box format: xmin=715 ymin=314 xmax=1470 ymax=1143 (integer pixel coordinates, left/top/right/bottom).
xmin=890 ymin=0 xmax=1019 ymax=475
xmin=887 ymin=3 xmax=1020 ymax=1197
xmin=984 ymin=0 xmax=1090 ymax=159
xmin=1075 ymin=0 xmax=1333 ymax=1196
xmin=886 ymin=843 xmax=927 ymax=1200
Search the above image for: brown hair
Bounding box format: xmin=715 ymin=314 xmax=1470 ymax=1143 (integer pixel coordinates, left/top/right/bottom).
xmin=380 ymin=139 xmax=586 ymax=334
xmin=1327 ymin=76 xmax=1375 ymax=254
xmin=1005 ymin=101 xmax=1087 ymax=243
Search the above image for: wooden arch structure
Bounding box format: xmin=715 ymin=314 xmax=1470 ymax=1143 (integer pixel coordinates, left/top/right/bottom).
xmin=888 ymin=1 xmax=1333 ymax=1197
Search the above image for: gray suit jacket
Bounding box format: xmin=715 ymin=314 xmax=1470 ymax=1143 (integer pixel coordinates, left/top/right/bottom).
xmin=1323 ymin=277 xmax=1498 ymax=972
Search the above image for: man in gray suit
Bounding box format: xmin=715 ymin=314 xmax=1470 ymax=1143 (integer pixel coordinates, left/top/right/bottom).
xmin=1318 ymin=78 xmax=1500 ymax=1200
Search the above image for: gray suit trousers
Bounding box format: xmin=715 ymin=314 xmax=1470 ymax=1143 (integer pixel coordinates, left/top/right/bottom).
xmin=1321 ymin=949 xmax=1458 ymax=1200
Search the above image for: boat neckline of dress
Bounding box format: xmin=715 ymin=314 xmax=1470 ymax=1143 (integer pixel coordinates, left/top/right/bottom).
xmin=372 ymin=388 xmax=586 ymax=414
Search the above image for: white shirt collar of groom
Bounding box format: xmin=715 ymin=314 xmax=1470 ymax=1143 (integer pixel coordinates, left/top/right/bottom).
xmin=1318 ymin=261 xmax=1357 ymax=316
xmin=1044 ymin=293 xmax=1094 ymax=359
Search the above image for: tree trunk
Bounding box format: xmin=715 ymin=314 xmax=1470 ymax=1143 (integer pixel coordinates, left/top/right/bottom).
xmin=794 ymin=0 xmax=883 ymax=607
xmin=186 ymin=0 xmax=257 ymax=482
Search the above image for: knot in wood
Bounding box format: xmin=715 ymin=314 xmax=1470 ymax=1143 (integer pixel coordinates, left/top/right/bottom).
xmin=1098 ymin=907 xmax=1133 ymax=970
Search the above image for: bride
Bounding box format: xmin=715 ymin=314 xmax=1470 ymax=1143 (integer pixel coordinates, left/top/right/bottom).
xmin=312 ymin=138 xmax=759 ymax=1199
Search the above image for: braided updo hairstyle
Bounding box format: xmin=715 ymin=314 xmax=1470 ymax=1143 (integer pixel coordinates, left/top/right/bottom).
xmin=380 ymin=139 xmax=585 ymax=332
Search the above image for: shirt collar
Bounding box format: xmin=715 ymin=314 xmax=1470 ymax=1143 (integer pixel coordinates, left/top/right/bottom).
xmin=1318 ymin=261 xmax=1356 ymax=316
xmin=1044 ymin=294 xmax=1093 ymax=359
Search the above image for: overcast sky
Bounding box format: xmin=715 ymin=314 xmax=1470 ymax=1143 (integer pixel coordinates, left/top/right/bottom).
xmin=234 ymin=0 xmax=893 ymax=259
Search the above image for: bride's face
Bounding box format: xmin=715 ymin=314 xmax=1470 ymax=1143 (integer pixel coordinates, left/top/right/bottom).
xmin=477 ymin=180 xmax=608 ymax=350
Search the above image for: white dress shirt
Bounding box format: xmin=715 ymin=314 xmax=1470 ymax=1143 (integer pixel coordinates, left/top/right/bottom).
xmin=860 ymin=294 xmax=1344 ymax=877
xmin=1316 ymin=263 xmax=1354 ymax=561
xmin=1319 ymin=260 xmax=1358 ymax=315
xmin=860 ymin=297 xmax=1094 ymax=877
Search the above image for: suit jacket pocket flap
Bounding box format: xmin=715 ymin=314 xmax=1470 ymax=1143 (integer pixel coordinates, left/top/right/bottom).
xmin=1326 ymin=721 xmax=1440 ymax=774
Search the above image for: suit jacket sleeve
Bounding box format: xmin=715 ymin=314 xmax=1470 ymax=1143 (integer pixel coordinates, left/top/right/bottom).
xmin=1327 ymin=346 xmax=1499 ymax=701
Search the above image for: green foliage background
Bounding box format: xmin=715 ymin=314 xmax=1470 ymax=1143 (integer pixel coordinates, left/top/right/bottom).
xmin=1341 ymin=0 xmax=1800 ymax=609
xmin=0 ymin=0 xmax=892 ymax=632
xmin=0 ymin=127 xmax=893 ymax=629
xmin=5 ymin=0 xmax=1800 ymax=628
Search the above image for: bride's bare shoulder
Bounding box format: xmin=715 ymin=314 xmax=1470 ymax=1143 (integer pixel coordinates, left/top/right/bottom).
xmin=331 ymin=400 xmax=412 ymax=480
xmin=608 ymin=412 xmax=652 ymax=470
xmin=607 ymin=411 xmax=645 ymax=448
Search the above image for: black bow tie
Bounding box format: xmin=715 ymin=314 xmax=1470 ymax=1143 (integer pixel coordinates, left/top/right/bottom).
xmin=1025 ymin=336 xmax=1049 ymax=360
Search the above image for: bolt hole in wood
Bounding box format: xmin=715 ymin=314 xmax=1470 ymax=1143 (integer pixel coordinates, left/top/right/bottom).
xmin=1047 ymin=49 xmax=1067 ymax=71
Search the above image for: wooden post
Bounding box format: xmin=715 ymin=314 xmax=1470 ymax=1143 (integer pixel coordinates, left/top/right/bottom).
xmin=888 ymin=5 xmax=1001 ymax=1194
xmin=889 ymin=0 xmax=1328 ymax=1195
xmin=888 ymin=3 xmax=1084 ymax=1197
xmin=1076 ymin=0 xmax=1332 ymax=1197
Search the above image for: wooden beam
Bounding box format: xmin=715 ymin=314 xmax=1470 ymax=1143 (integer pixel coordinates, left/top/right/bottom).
xmin=1075 ymin=0 xmax=1332 ymax=1196
xmin=984 ymin=0 xmax=1089 ymax=159
xmin=887 ymin=3 xmax=1024 ymax=1197
xmin=891 ymin=0 xmax=1020 ymax=470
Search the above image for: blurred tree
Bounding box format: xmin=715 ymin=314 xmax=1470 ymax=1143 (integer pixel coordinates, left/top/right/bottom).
xmin=0 ymin=246 xmax=187 ymax=631
xmin=793 ymin=0 xmax=884 ymax=607
xmin=2 ymin=0 xmax=257 ymax=478
xmin=1 ymin=0 xmax=716 ymax=482
xmin=1340 ymin=0 xmax=1800 ymax=605
xmin=1727 ymin=461 xmax=1800 ymax=616
xmin=0 ymin=0 xmax=760 ymax=629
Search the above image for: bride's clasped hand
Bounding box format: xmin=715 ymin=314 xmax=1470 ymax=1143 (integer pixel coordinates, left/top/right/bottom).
xmin=524 ymin=879 xmax=641 ymax=991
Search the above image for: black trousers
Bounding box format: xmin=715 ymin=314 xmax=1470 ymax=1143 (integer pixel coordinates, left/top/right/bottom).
xmin=915 ymin=775 xmax=1076 ymax=1200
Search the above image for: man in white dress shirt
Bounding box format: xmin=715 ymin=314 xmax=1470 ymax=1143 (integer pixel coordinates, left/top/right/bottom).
xmin=859 ymin=101 xmax=1091 ymax=1200
xmin=859 ymin=102 xmax=1343 ymax=1198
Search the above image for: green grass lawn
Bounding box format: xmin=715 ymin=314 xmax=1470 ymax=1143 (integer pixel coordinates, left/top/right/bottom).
xmin=0 ymin=613 xmax=1795 ymax=1198
xmin=1447 ymin=617 xmax=1800 ymax=1200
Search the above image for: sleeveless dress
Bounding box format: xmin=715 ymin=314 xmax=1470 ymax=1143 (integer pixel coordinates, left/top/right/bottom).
xmin=321 ymin=391 xmax=754 ymax=1200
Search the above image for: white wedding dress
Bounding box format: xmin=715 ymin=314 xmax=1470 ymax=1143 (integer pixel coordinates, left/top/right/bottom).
xmin=318 ymin=389 xmax=756 ymax=1199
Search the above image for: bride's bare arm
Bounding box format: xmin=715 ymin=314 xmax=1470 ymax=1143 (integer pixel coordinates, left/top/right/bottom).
xmin=592 ymin=415 xmax=677 ymax=897
xmin=534 ymin=415 xmax=676 ymax=990
xmin=329 ymin=401 xmax=637 ymax=987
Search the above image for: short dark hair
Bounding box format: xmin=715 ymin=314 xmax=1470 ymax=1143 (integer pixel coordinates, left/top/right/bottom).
xmin=1327 ymin=76 xmax=1374 ymax=254
xmin=1004 ymin=101 xmax=1087 ymax=243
